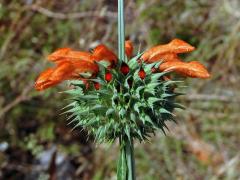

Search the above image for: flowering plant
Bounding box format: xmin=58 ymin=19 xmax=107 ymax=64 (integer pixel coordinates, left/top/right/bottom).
xmin=35 ymin=1 xmax=210 ymax=179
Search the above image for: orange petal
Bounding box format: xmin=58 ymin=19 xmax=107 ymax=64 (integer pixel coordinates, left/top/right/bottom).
xmin=125 ymin=40 xmax=134 ymax=58
xmin=35 ymin=64 xmax=69 ymax=91
xmin=35 ymin=68 xmax=54 ymax=91
xmin=71 ymin=60 xmax=99 ymax=77
xmin=48 ymin=62 xmax=75 ymax=82
xmin=159 ymin=61 xmax=210 ymax=79
xmin=168 ymin=39 xmax=195 ymax=54
xmin=92 ymin=44 xmax=117 ymax=66
xmin=145 ymin=53 xmax=181 ymax=63
xmin=35 ymin=68 xmax=54 ymax=84
xmin=48 ymin=48 xmax=93 ymax=62
xmin=142 ymin=39 xmax=195 ymax=62
xmin=35 ymin=80 xmax=60 ymax=91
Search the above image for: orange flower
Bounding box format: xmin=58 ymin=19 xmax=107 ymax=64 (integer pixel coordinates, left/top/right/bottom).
xmin=35 ymin=60 xmax=99 ymax=91
xmin=140 ymin=39 xmax=210 ymax=79
xmin=146 ymin=53 xmax=181 ymax=63
xmin=159 ymin=61 xmax=210 ymax=79
xmin=48 ymin=48 xmax=93 ymax=63
xmin=35 ymin=43 xmax=119 ymax=91
xmin=35 ymin=39 xmax=210 ymax=91
xmin=141 ymin=39 xmax=195 ymax=63
xmin=92 ymin=44 xmax=117 ymax=67
xmin=125 ymin=40 xmax=134 ymax=58
xmin=35 ymin=62 xmax=74 ymax=91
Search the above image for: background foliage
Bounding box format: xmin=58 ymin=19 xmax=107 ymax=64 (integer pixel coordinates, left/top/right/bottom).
xmin=0 ymin=0 xmax=239 ymax=179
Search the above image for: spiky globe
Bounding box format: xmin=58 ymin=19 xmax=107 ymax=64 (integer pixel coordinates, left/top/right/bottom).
xmin=65 ymin=53 xmax=184 ymax=143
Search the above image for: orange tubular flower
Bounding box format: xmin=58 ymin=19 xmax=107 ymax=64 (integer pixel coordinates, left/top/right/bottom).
xmin=125 ymin=40 xmax=134 ymax=58
xmin=35 ymin=59 xmax=99 ymax=91
xmin=35 ymin=62 xmax=75 ymax=91
xmin=140 ymin=38 xmax=210 ymax=79
xmin=48 ymin=48 xmax=93 ymax=63
xmin=159 ymin=61 xmax=210 ymax=79
xmin=35 ymin=39 xmax=210 ymax=91
xmin=70 ymin=60 xmax=99 ymax=78
xmin=141 ymin=39 xmax=195 ymax=63
xmin=92 ymin=45 xmax=118 ymax=67
xmin=35 ymin=43 xmax=121 ymax=91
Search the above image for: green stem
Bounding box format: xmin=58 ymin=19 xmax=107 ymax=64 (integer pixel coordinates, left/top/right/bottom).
xmin=125 ymin=138 xmax=136 ymax=180
xmin=117 ymin=136 xmax=136 ymax=180
xmin=118 ymin=0 xmax=125 ymax=62
xmin=117 ymin=1 xmax=136 ymax=180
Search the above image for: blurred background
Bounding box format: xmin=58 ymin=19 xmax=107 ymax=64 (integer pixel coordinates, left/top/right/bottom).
xmin=0 ymin=0 xmax=240 ymax=179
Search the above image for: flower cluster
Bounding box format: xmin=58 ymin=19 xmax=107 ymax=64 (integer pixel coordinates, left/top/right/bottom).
xmin=35 ymin=39 xmax=210 ymax=142
xmin=35 ymin=39 xmax=210 ymax=91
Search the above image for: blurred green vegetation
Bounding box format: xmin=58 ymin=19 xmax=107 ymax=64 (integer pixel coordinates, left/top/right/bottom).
xmin=0 ymin=0 xmax=240 ymax=179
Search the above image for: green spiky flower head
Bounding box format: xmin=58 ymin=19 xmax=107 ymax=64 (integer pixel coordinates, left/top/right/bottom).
xmin=65 ymin=53 xmax=184 ymax=143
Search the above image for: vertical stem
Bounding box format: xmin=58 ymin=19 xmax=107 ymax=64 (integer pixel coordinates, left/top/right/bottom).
xmin=118 ymin=0 xmax=125 ymax=62
xmin=125 ymin=138 xmax=136 ymax=180
xmin=117 ymin=1 xmax=135 ymax=180
xmin=118 ymin=136 xmax=136 ymax=180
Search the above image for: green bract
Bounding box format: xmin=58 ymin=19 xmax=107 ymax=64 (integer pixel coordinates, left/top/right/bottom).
xmin=64 ymin=53 xmax=184 ymax=143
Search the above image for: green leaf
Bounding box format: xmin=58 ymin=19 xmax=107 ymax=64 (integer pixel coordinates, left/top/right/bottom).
xmin=130 ymin=113 xmax=136 ymax=122
xmin=135 ymin=86 xmax=144 ymax=98
xmin=147 ymin=97 xmax=162 ymax=108
xmin=79 ymin=72 xmax=92 ymax=78
xmin=125 ymin=126 xmax=131 ymax=142
xmin=133 ymin=102 xmax=142 ymax=114
xmin=106 ymin=108 xmax=115 ymax=116
xmin=128 ymin=53 xmax=143 ymax=69
xmin=64 ymin=88 xmax=83 ymax=96
xmin=119 ymin=108 xmax=126 ymax=118
xmin=159 ymin=108 xmax=175 ymax=116
xmin=78 ymin=95 xmax=98 ymax=100
xmin=146 ymin=82 xmax=161 ymax=89
xmin=172 ymin=103 xmax=186 ymax=109
xmin=144 ymin=62 xmax=158 ymax=73
xmin=163 ymin=80 xmax=183 ymax=86
xmin=150 ymin=72 xmax=169 ymax=82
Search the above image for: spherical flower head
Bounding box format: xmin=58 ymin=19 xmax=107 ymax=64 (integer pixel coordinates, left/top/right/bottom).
xmin=35 ymin=39 xmax=210 ymax=143
xmin=66 ymin=55 xmax=183 ymax=143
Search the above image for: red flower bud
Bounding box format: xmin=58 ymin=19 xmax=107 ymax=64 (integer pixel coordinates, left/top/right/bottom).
xmin=138 ymin=68 xmax=146 ymax=80
xmin=120 ymin=62 xmax=130 ymax=75
xmin=94 ymin=82 xmax=100 ymax=90
xmin=105 ymin=72 xmax=112 ymax=82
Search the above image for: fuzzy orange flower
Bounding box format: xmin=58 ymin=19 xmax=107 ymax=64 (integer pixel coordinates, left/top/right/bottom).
xmin=92 ymin=44 xmax=118 ymax=67
xmin=141 ymin=39 xmax=210 ymax=79
xmin=159 ymin=61 xmax=210 ymax=79
xmin=125 ymin=40 xmax=134 ymax=58
xmin=35 ymin=59 xmax=100 ymax=91
xmin=47 ymin=48 xmax=93 ymax=63
xmin=142 ymin=39 xmax=195 ymax=63
xmin=35 ymin=41 xmax=131 ymax=91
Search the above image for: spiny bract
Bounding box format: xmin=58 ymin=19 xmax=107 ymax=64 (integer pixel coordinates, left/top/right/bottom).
xmin=64 ymin=53 xmax=184 ymax=143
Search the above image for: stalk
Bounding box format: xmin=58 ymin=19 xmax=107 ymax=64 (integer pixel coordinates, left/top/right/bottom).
xmin=118 ymin=0 xmax=125 ymax=62
xmin=125 ymin=138 xmax=135 ymax=180
xmin=118 ymin=136 xmax=136 ymax=180
xmin=117 ymin=1 xmax=136 ymax=180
